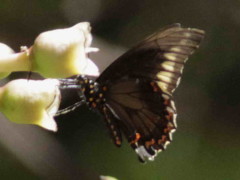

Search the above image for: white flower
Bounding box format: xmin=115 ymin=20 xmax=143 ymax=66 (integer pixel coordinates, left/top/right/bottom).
xmin=31 ymin=22 xmax=99 ymax=78
xmin=0 ymin=79 xmax=61 ymax=131
xmin=0 ymin=22 xmax=99 ymax=79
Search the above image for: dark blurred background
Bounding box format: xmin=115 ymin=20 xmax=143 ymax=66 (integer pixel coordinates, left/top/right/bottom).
xmin=0 ymin=0 xmax=240 ymax=179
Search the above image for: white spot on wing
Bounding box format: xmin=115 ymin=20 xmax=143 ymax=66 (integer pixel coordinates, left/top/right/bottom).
xmin=169 ymin=47 xmax=181 ymax=53
xmin=170 ymin=100 xmax=176 ymax=110
xmin=157 ymin=81 xmax=175 ymax=95
xmin=135 ymin=146 xmax=156 ymax=161
xmin=163 ymin=141 xmax=171 ymax=149
xmin=185 ymin=32 xmax=192 ymax=38
xmin=162 ymin=94 xmax=170 ymax=100
xmin=161 ymin=62 xmax=175 ymax=72
xmin=157 ymin=81 xmax=170 ymax=93
xmin=169 ymin=132 xmax=173 ymax=141
xmin=173 ymin=113 xmax=177 ymax=127
xmin=156 ymin=148 xmax=162 ymax=153
xmin=164 ymin=53 xmax=177 ymax=61
xmin=176 ymin=76 xmax=182 ymax=88
xmin=157 ymin=74 xmax=177 ymax=84
xmin=161 ymin=61 xmax=183 ymax=73
xmin=166 ymin=106 xmax=174 ymax=113
xmin=158 ymin=71 xmax=177 ymax=79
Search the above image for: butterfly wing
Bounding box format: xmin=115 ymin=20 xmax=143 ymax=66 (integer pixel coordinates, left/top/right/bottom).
xmin=96 ymin=24 xmax=205 ymax=162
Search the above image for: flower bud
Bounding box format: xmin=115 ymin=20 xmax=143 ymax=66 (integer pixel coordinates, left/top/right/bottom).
xmin=30 ymin=22 xmax=99 ymax=78
xmin=0 ymin=22 xmax=99 ymax=79
xmin=0 ymin=79 xmax=61 ymax=131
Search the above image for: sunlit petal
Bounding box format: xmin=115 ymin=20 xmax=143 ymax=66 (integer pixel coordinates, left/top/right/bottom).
xmin=0 ymin=79 xmax=61 ymax=131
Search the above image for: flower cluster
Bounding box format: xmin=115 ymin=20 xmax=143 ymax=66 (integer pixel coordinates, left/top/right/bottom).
xmin=0 ymin=22 xmax=99 ymax=131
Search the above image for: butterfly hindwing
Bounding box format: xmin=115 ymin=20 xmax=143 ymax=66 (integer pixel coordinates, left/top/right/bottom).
xmin=99 ymin=78 xmax=176 ymax=161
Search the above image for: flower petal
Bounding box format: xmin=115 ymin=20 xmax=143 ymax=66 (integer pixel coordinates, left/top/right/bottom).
xmin=30 ymin=22 xmax=99 ymax=78
xmin=37 ymin=112 xmax=58 ymax=132
xmin=0 ymin=79 xmax=61 ymax=131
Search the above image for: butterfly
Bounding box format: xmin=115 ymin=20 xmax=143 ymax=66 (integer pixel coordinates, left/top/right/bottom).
xmin=58 ymin=24 xmax=205 ymax=162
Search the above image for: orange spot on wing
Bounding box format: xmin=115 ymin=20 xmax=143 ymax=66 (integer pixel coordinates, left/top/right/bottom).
xmin=165 ymin=112 xmax=173 ymax=120
xmin=145 ymin=139 xmax=155 ymax=148
xmin=162 ymin=135 xmax=167 ymax=141
xmin=89 ymin=98 xmax=93 ymax=102
xmin=103 ymin=86 xmax=107 ymax=91
xmin=164 ymin=128 xmax=169 ymax=133
xmin=164 ymin=100 xmax=170 ymax=105
xmin=115 ymin=139 xmax=122 ymax=146
xmin=158 ymin=135 xmax=167 ymax=145
xmin=150 ymin=82 xmax=155 ymax=86
xmin=91 ymin=102 xmax=97 ymax=108
xmin=150 ymin=81 xmax=159 ymax=92
xmin=130 ymin=133 xmax=141 ymax=144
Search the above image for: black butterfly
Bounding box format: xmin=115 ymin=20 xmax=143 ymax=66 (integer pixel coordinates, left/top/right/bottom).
xmin=58 ymin=24 xmax=205 ymax=162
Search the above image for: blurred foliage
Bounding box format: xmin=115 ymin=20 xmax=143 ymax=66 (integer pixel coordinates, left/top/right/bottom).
xmin=0 ymin=0 xmax=240 ymax=179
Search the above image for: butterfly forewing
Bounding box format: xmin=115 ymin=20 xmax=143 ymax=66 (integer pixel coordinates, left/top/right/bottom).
xmin=97 ymin=24 xmax=204 ymax=92
xmin=95 ymin=24 xmax=204 ymax=162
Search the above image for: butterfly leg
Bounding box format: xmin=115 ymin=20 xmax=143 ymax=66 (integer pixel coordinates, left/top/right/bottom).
xmin=55 ymin=100 xmax=85 ymax=116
